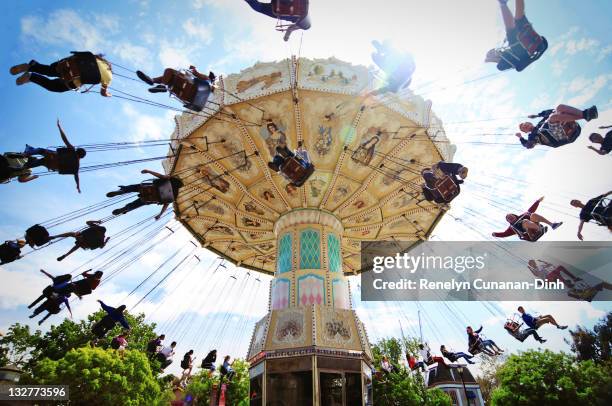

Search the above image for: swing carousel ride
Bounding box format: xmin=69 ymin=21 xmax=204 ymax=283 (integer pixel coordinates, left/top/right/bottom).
xmin=165 ymin=56 xmax=454 ymax=404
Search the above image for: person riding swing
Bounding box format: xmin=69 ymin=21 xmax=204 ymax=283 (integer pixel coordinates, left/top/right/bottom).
xmin=91 ymin=300 xmax=130 ymax=344
xmin=0 ymin=240 xmax=26 ymax=265
xmin=0 ymin=153 xmax=37 ymax=184
xmin=485 ymin=0 xmax=547 ymax=72
xmin=588 ymin=128 xmax=612 ymax=156
xmin=571 ymin=191 xmax=612 ymax=239
xmin=136 ymin=66 xmax=215 ymax=112
xmin=24 ymin=224 xmax=51 ymax=248
xmin=28 ymin=292 xmax=72 ymax=326
xmin=516 ymin=104 xmax=597 ymax=149
xmin=421 ymin=161 xmax=468 ymax=204
xmin=52 ymin=220 xmax=110 ymax=261
xmin=492 ymin=196 xmax=562 ymax=241
xmin=268 ymin=140 xmax=314 ymax=187
xmin=28 ymin=269 xmax=73 ymax=310
xmin=23 ymin=120 xmax=86 ymax=193
xmin=106 ymin=169 xmax=184 ymax=219
xmin=11 ymin=51 xmax=112 ymax=97
xmin=466 ymin=326 xmax=504 ymax=356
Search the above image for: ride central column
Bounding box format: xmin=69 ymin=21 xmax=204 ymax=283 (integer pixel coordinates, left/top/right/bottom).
xmin=271 ymin=209 xmax=350 ymax=311
xmin=247 ymin=209 xmax=374 ymax=406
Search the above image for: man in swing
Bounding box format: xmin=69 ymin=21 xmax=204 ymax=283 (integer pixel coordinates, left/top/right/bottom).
xmin=22 ymin=120 xmax=86 ymax=193
xmin=0 ymin=152 xmax=38 ymax=184
xmin=244 ymin=0 xmax=311 ymax=41
xmin=570 ymin=190 xmax=612 ymax=240
xmin=91 ymin=300 xmax=130 ymax=344
xmin=106 ymin=169 xmax=184 ymax=219
xmin=421 ymin=161 xmax=468 ymax=203
xmin=53 ymin=220 xmax=110 ymax=261
xmin=587 ymin=128 xmax=612 ymax=156
xmin=136 ymin=65 xmax=215 ymax=112
xmin=517 ymin=306 xmax=567 ymax=330
xmin=485 ymin=0 xmax=547 ymax=72
xmin=10 ymin=52 xmax=112 ymax=97
xmin=492 ymin=196 xmax=562 ymax=241
xmin=516 ymin=104 xmax=597 ymax=149
xmin=504 ymin=319 xmax=546 ymax=343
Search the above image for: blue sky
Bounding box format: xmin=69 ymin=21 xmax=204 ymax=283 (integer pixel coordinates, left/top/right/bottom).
xmin=0 ymin=0 xmax=611 ymax=376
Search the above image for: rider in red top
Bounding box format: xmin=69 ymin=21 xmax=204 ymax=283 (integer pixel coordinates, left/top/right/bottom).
xmin=492 ymin=197 xmax=562 ymax=240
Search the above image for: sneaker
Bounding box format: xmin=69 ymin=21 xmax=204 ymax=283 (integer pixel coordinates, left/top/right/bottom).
xmin=148 ymin=84 xmax=167 ymax=93
xmin=539 ymin=338 xmax=547 ymax=343
xmin=112 ymin=208 xmax=126 ymax=216
xmin=10 ymin=63 xmax=30 ymax=75
xmin=16 ymin=72 xmax=31 ymax=86
xmin=558 ymin=325 xmax=568 ymax=330
xmin=584 ymin=105 xmax=598 ymax=122
xmin=136 ymin=70 xmax=155 ymax=85
xmin=106 ymin=191 xmax=120 ymax=197
xmin=552 ymin=222 xmax=563 ymax=230
xmin=267 ymin=162 xmax=280 ymax=172
xmin=468 ymin=360 xmax=476 ymax=364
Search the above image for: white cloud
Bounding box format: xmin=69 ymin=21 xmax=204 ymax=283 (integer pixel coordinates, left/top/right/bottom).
xmin=565 ymin=74 xmax=609 ymax=106
xmin=184 ymin=19 xmax=213 ymax=44
xmin=21 ymin=9 xmax=105 ymax=51
xmin=596 ymin=45 xmax=612 ymax=63
xmin=565 ymin=38 xmax=599 ymax=56
xmin=113 ymin=42 xmax=153 ymax=70
xmin=121 ymin=104 xmax=176 ymax=142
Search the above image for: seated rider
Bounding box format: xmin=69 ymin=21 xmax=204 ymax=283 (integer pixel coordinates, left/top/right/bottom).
xmin=588 ymin=129 xmax=612 ymax=156
xmin=136 ymin=66 xmax=215 ymax=112
xmin=421 ymin=161 xmax=468 ymax=203
xmin=571 ymin=191 xmax=612 ymax=240
xmin=268 ymin=141 xmax=314 ymax=186
xmin=23 ymin=120 xmax=85 ymax=193
xmin=28 ymin=269 xmax=73 ymax=309
xmin=157 ymin=341 xmax=177 ymax=370
xmin=220 ymin=355 xmax=235 ymax=381
xmin=492 ymin=196 xmax=562 ymax=241
xmin=25 ymin=224 xmax=51 ymax=248
xmin=370 ymin=39 xmax=416 ymax=95
xmin=107 ymin=169 xmax=183 ymax=219
xmin=0 ymin=152 xmax=37 ymax=184
xmin=28 ymin=292 xmax=72 ymax=326
xmin=91 ymin=300 xmax=130 ymax=342
xmin=485 ymin=0 xmax=547 ymax=72
xmin=527 ymin=259 xmax=581 ymax=288
xmin=70 ymin=270 xmax=104 ymax=298
xmin=517 ymin=104 xmax=598 ymax=149
xmin=244 ymin=0 xmax=311 ymax=42
xmin=11 ymin=51 xmax=112 ymax=96
xmin=201 ymin=349 xmax=217 ymax=375
xmin=517 ymin=306 xmax=567 ymax=330
xmin=0 ymin=240 xmax=26 ymax=265
xmin=52 ymin=220 xmax=109 ymax=261
xmin=440 ymin=345 xmax=475 ymax=364
xmin=504 ymin=319 xmax=546 ymax=343
xmin=467 ymin=326 xmax=504 ymax=356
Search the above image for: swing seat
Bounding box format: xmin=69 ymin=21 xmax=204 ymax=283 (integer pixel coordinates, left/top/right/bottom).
xmin=516 ymin=24 xmax=547 ymax=57
xmin=169 ymin=73 xmax=212 ymax=112
xmin=511 ymin=215 xmax=547 ymax=242
xmin=272 ymin=0 xmax=308 ymax=18
xmin=57 ymin=52 xmax=101 ymax=85
xmin=139 ymin=182 xmax=161 ymax=204
xmin=424 ymin=175 xmax=460 ymax=203
xmin=25 ymin=224 xmax=51 ymax=247
xmin=591 ymin=197 xmax=611 ymax=227
xmin=280 ymin=157 xmax=315 ymax=187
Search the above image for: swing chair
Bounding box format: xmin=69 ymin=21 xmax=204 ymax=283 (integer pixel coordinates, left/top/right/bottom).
xmin=590 ymin=196 xmax=611 ymax=227
xmin=56 ymin=52 xmax=103 ymax=87
xmin=167 ymin=71 xmax=213 ymax=113
xmin=498 ymin=21 xmax=548 ymax=71
xmin=25 ymin=224 xmax=51 ymax=248
xmin=423 ymin=175 xmax=460 ymax=204
xmin=509 ymin=214 xmax=547 ymax=242
xmin=139 ymin=180 xmax=176 ymax=204
xmin=272 ymin=0 xmax=309 ymax=32
xmin=279 ymin=156 xmax=315 ymax=187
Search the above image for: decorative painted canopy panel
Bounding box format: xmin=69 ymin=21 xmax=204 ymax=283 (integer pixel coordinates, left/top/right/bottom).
xmin=165 ymin=57 xmax=454 ymax=276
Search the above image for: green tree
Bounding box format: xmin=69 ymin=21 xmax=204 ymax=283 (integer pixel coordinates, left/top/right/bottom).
xmin=23 ymin=347 xmax=172 ymax=406
xmin=475 ymin=354 xmax=506 ymax=404
xmin=491 ymin=350 xmax=612 ymax=406
xmin=568 ymin=311 xmax=611 ymax=363
xmin=0 ymin=310 xmax=158 ymax=374
xmin=185 ymin=369 xmax=218 ymax=406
